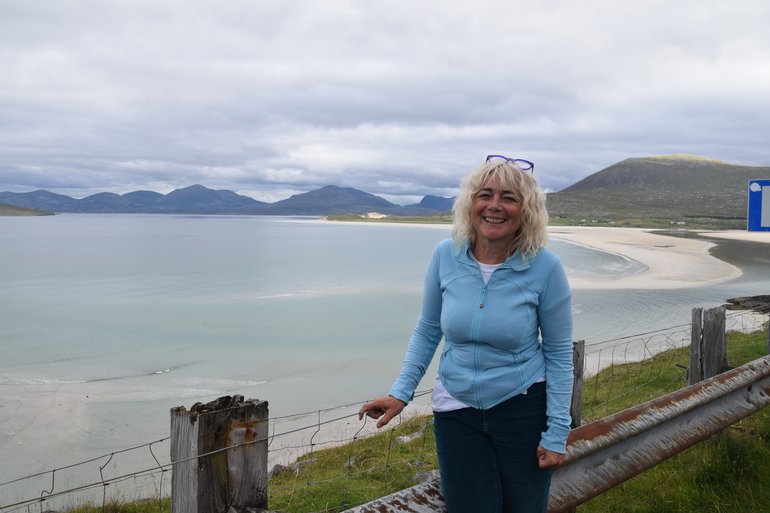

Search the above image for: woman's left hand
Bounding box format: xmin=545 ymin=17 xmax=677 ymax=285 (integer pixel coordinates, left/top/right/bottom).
xmin=536 ymin=445 xmax=565 ymax=469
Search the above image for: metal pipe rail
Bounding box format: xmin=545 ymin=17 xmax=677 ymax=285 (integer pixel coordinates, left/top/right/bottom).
xmin=342 ymin=354 xmax=770 ymax=513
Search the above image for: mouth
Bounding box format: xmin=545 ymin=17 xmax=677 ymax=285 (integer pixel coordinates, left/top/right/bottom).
xmin=483 ymin=216 xmax=506 ymax=224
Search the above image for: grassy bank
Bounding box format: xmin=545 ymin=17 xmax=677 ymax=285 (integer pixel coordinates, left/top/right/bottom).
xmin=326 ymin=213 xmax=744 ymax=230
xmin=579 ymin=327 xmax=770 ymax=513
xmin=0 ymin=203 xmax=52 ymax=216
xmin=61 ymin=325 xmax=769 ymax=513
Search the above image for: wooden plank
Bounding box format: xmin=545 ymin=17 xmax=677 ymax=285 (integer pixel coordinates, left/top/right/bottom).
xmin=171 ymin=405 xmax=199 ymax=513
xmin=571 ymin=340 xmax=585 ymax=429
xmin=702 ymin=306 xmax=728 ymax=379
xmin=689 ymin=308 xmax=703 ymax=385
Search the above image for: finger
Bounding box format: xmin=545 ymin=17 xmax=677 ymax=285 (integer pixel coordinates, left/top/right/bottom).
xmin=376 ymin=412 xmax=394 ymax=428
xmin=539 ymin=453 xmax=564 ymax=469
xmin=358 ymin=400 xmax=383 ymax=420
xmin=376 ymin=407 xmax=401 ymax=428
xmin=359 ymin=409 xmax=379 ymax=421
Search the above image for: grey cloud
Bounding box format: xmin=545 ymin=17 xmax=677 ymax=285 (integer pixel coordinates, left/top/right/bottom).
xmin=1 ymin=0 xmax=769 ymax=202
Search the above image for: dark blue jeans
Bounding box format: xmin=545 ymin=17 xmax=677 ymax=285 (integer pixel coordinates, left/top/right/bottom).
xmin=433 ymin=382 xmax=552 ymax=513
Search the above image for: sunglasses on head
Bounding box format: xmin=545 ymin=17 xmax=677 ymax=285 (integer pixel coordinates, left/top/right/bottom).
xmin=485 ymin=155 xmax=534 ymax=174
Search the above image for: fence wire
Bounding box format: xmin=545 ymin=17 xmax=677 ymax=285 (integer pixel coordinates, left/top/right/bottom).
xmin=1 ymin=309 xmax=768 ymax=513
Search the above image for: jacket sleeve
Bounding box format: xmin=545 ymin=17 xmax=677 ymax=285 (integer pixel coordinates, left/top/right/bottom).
xmin=538 ymin=255 xmax=574 ymax=453
xmin=388 ymin=243 xmax=444 ymax=404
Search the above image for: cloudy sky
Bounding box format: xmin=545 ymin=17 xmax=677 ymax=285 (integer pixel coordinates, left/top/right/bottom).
xmin=2 ymin=1 xmax=769 ymax=204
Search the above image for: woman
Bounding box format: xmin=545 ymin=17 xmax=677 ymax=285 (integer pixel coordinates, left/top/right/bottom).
xmin=359 ymin=155 xmax=573 ymax=513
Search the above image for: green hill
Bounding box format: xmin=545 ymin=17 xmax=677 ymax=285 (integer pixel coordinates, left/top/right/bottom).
xmin=0 ymin=202 xmax=52 ymax=216
xmin=547 ymin=154 xmax=770 ymax=228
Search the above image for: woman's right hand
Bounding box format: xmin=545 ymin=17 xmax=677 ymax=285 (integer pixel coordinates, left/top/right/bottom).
xmin=358 ymin=395 xmax=406 ymax=428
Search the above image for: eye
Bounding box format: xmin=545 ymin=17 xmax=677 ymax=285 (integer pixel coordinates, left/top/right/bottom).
xmin=476 ymin=192 xmax=491 ymax=200
xmin=503 ymin=194 xmax=519 ymax=203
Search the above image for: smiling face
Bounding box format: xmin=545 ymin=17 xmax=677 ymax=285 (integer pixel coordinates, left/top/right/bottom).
xmin=471 ymin=173 xmax=522 ymax=252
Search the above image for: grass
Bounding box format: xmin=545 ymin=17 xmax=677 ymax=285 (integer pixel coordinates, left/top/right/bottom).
xmin=581 ymin=343 xmax=692 ymax=421
xmin=0 ymin=203 xmax=52 ymax=216
xmin=578 ymin=417 xmax=770 ymax=513
xmin=578 ymin=325 xmax=770 ymax=513
xmin=56 ymin=325 xmax=770 ymax=513
xmin=268 ymin=416 xmax=438 ymax=513
xmin=66 ymin=500 xmax=171 ymax=513
xmin=326 ymin=213 xmax=744 ymax=230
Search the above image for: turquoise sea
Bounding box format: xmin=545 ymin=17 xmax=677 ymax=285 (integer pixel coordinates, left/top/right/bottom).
xmin=1 ymin=214 xmax=768 ymax=506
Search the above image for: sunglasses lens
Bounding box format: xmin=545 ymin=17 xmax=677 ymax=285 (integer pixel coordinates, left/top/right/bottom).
xmin=513 ymin=159 xmax=533 ymax=171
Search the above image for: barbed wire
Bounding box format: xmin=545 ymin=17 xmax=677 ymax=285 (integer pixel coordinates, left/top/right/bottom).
xmin=2 ymin=310 xmax=767 ymax=512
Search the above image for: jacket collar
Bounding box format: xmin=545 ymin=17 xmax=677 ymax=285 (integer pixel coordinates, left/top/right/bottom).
xmin=456 ymin=240 xmax=531 ymax=272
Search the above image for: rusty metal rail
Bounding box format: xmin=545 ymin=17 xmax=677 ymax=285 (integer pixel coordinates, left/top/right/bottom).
xmin=342 ymin=354 xmax=770 ymax=513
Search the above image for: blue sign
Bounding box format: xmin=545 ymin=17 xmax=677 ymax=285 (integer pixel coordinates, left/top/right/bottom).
xmin=747 ymin=179 xmax=770 ymax=231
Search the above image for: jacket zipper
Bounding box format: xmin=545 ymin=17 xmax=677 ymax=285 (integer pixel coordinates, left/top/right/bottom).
xmin=471 ymin=271 xmax=489 ymax=408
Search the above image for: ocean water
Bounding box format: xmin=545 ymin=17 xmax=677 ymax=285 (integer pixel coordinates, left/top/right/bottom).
xmin=1 ymin=214 xmax=768 ymax=506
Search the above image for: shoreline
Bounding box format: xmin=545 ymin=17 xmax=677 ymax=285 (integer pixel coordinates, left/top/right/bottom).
xmin=547 ymin=227 xmax=745 ymax=290
xmin=320 ymin=219 xmax=759 ymax=290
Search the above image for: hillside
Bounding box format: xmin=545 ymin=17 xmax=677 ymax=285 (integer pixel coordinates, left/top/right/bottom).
xmin=2 ymin=154 xmax=768 ymax=225
xmin=547 ymin=154 xmax=770 ymax=228
xmin=0 ymin=202 xmax=52 ymax=216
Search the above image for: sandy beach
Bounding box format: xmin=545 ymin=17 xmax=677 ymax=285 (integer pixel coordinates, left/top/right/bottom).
xmin=548 ymin=227 xmax=750 ymax=290
xmin=326 ymin=220 xmax=758 ymax=290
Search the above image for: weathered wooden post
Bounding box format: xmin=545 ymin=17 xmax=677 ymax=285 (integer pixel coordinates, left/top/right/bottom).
xmin=690 ymin=306 xmax=728 ymax=385
xmin=689 ymin=307 xmax=704 ymax=385
xmin=171 ymin=395 xmax=269 ymax=513
xmin=570 ymin=340 xmax=585 ymax=429
xmin=703 ymin=305 xmax=728 ymax=377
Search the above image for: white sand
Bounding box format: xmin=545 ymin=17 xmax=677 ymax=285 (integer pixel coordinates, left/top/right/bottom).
xmin=548 ymin=227 xmax=743 ymax=290
xmin=321 ymin=219 xmax=752 ymax=290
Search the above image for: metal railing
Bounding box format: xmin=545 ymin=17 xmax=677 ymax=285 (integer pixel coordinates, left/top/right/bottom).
xmin=342 ymin=353 xmax=770 ymax=513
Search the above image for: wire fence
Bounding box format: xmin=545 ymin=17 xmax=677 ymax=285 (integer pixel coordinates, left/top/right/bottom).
xmin=582 ymin=306 xmax=769 ymax=420
xmin=1 ymin=309 xmax=768 ymax=513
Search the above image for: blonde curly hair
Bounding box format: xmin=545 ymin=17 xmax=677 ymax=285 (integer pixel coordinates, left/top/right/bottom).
xmin=452 ymin=159 xmax=548 ymax=260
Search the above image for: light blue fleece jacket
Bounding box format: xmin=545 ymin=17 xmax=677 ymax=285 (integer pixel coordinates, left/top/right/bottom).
xmin=389 ymin=239 xmax=574 ymax=453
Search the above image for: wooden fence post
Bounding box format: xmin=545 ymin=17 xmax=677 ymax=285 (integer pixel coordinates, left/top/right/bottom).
xmin=689 ymin=308 xmax=703 ymax=385
xmin=702 ymin=306 xmax=728 ymax=377
xmin=171 ymin=395 xmax=269 ymax=513
xmin=571 ymin=340 xmax=585 ymax=429
xmin=690 ymin=306 xmax=729 ymax=385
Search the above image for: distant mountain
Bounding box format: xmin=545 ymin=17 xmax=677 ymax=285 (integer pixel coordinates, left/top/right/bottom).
xmin=0 ymin=184 xmax=268 ymax=214
xmin=411 ymin=195 xmax=454 ymax=212
xmin=122 ymin=190 xmax=165 ymax=207
xmin=157 ymin=184 xmax=266 ymax=213
xmin=78 ymin=192 xmax=133 ymax=212
xmin=0 ymin=190 xmax=80 ymax=211
xmin=0 ymin=184 xmax=444 ymax=216
xmin=547 ymin=154 xmax=770 ymax=227
xmin=4 ymin=154 xmax=767 ymax=223
xmin=261 ymin=185 xmax=397 ymax=215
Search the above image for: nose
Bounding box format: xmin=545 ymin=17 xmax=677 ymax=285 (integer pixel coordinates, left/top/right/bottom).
xmin=488 ymin=194 xmax=503 ymax=210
